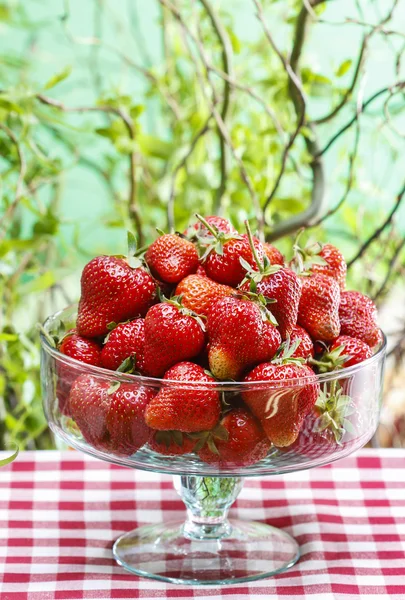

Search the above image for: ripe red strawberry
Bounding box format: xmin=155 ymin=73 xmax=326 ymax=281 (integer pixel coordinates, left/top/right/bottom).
xmin=298 ymin=274 xmax=340 ymax=342
xmin=145 ymin=233 xmax=199 ymax=284
xmin=263 ymin=243 xmax=284 ymax=266
xmin=197 ymin=408 xmax=271 ymax=467
xmin=204 ymin=233 xmax=264 ymax=287
xmin=339 ymin=291 xmax=381 ymax=348
xmin=312 ymin=243 xmax=347 ymax=291
xmin=144 ymin=362 xmax=220 ymax=432
xmin=240 ymin=267 xmax=301 ymax=339
xmin=289 ymin=325 xmax=314 ymax=360
xmin=100 ymin=319 xmax=145 ymax=372
xmin=69 ymin=374 xmax=154 ymax=456
xmin=57 ymin=331 xmax=102 ymax=415
xmin=196 ymin=264 xmax=208 ymax=277
xmin=243 ymin=361 xmax=319 ymax=447
xmin=187 ymin=215 xmax=236 ymax=238
xmin=175 ymin=274 xmax=234 ymax=318
xmin=329 ymin=335 xmax=372 ymax=368
xmin=197 ymin=216 xmax=264 ymax=287
xmin=142 ymin=300 xmax=205 ymax=377
xmin=289 ymin=383 xmax=363 ymax=458
xmin=149 ymin=430 xmax=196 ymax=456
xmin=207 ymin=296 xmax=282 ymax=380
xmin=77 ymin=256 xmax=156 ymax=338
xmin=59 ymin=331 xmax=102 ymax=365
xmin=105 ymin=383 xmax=155 ymax=456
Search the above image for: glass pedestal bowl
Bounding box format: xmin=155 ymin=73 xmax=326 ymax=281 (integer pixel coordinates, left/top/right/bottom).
xmin=40 ymin=306 xmax=386 ymax=585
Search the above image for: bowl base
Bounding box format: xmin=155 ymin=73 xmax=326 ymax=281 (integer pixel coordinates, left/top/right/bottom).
xmin=113 ymin=518 xmax=300 ymax=585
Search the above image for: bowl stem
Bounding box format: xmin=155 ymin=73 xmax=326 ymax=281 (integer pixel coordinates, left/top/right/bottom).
xmin=173 ymin=475 xmax=244 ymax=540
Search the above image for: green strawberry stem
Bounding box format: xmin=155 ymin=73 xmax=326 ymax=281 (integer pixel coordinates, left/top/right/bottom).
xmin=0 ymin=444 xmax=19 ymax=468
xmin=195 ymin=213 xmax=220 ymax=238
xmin=244 ymin=219 xmax=263 ymax=271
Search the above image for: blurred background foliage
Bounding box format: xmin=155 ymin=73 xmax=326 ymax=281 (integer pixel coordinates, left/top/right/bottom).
xmin=0 ymin=0 xmax=404 ymax=450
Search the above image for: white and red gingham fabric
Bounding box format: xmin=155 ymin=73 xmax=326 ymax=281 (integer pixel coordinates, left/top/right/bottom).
xmin=0 ymin=449 xmax=404 ymax=600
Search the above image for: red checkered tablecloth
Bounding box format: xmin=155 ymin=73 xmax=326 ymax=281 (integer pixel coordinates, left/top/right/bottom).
xmin=0 ymin=449 xmax=404 ymax=600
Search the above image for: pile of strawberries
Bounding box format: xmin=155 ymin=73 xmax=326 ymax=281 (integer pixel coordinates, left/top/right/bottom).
xmin=54 ymin=215 xmax=382 ymax=467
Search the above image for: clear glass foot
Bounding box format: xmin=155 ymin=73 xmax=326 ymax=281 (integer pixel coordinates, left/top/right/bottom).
xmin=112 ymin=475 xmax=300 ymax=585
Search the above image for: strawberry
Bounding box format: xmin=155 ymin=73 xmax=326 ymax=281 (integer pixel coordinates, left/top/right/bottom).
xmin=69 ymin=375 xmax=110 ymax=451
xmin=100 ymin=319 xmax=145 ymax=372
xmin=263 ymin=243 xmax=284 ymax=266
xmin=243 ymin=351 xmax=319 ymax=447
xmin=149 ymin=430 xmax=196 ymax=456
xmin=69 ymin=374 xmax=154 ymax=456
xmin=297 ymin=274 xmax=340 ymax=342
xmin=239 ymin=222 xmax=300 ymax=339
xmin=145 ymin=233 xmax=199 ymax=284
xmin=196 ymin=264 xmax=208 ymax=277
xmin=57 ymin=331 xmax=102 ymax=415
xmin=197 ymin=215 xmax=264 ymax=287
xmin=312 ymin=244 xmax=347 ymax=291
xmin=77 ymin=234 xmax=156 ymax=338
xmin=186 ymin=215 xmax=236 ymax=239
xmin=142 ymin=298 xmax=205 ymax=377
xmin=175 ymin=274 xmax=234 ymax=318
xmin=105 ymin=383 xmax=155 ymax=456
xmin=339 ymin=291 xmax=381 ymax=348
xmin=289 ymin=325 xmax=314 ymax=360
xmin=144 ymin=362 xmax=221 ymax=432
xmin=59 ymin=331 xmax=102 ymax=365
xmin=240 ymin=267 xmax=301 ymax=339
xmin=197 ymin=408 xmax=271 ymax=467
xmin=329 ymin=335 xmax=372 ymax=368
xmin=289 ymin=382 xmax=362 ymax=458
xmin=207 ymin=296 xmax=282 ymax=380
xmin=290 ymin=237 xmax=346 ymax=291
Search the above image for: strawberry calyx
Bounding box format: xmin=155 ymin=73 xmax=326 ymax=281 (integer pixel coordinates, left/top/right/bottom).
xmin=271 ymin=336 xmax=305 ymax=366
xmin=153 ymin=430 xmax=194 ymax=450
xmin=290 ymin=229 xmax=327 ymax=275
xmin=309 ymin=344 xmax=350 ymax=374
xmin=239 ymin=220 xmax=280 ymax=286
xmin=188 ymin=423 xmax=229 ymax=455
xmin=196 ymin=213 xmax=242 ymax=261
xmin=313 ymin=382 xmax=355 ymax=444
xmin=234 ymin=290 xmax=278 ymax=326
xmin=159 ymin=291 xmax=207 ymax=332
xmin=116 ymin=354 xmax=140 ymax=375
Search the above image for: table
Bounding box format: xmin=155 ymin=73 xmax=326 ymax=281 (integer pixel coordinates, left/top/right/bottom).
xmin=0 ymin=449 xmax=404 ymax=600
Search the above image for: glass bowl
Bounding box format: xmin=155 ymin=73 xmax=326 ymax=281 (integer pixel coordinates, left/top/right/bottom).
xmin=40 ymin=306 xmax=386 ymax=585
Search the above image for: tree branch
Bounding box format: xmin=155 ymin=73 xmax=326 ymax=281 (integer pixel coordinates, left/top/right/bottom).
xmin=199 ymin=0 xmax=233 ymax=213
xmin=373 ymin=236 xmax=405 ymax=302
xmin=309 ymin=117 xmax=361 ymax=229
xmin=167 ymin=117 xmax=212 ymax=231
xmin=253 ymin=0 xmax=326 ymax=240
xmin=347 ymin=179 xmax=405 ymax=268
xmin=35 ymin=94 xmax=144 ymax=244
xmin=315 ymin=81 xmax=405 ymax=158
xmin=0 ymin=124 xmax=27 ymax=235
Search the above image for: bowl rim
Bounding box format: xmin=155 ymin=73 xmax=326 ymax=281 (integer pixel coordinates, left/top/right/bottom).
xmin=40 ymin=306 xmax=387 ymax=391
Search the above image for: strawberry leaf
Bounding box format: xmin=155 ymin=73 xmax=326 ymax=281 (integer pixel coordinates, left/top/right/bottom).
xmin=107 ymin=381 xmax=121 ymax=395
xmin=127 ymin=231 xmax=137 ymax=257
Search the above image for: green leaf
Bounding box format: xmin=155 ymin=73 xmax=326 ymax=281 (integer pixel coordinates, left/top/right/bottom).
xmin=127 ymin=231 xmax=137 ymax=257
xmin=336 ymin=59 xmax=352 ymax=78
xmin=138 ymin=134 xmax=173 ymax=160
xmin=44 ymin=65 xmax=72 ymax=90
xmin=0 ymin=333 xmax=18 ymax=342
xmin=19 ymin=271 xmax=56 ymax=294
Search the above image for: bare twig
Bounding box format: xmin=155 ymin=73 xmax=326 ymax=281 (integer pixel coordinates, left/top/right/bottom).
xmin=373 ymin=236 xmax=405 ymax=302
xmin=316 ymin=81 xmax=405 ymax=158
xmin=253 ymin=0 xmax=326 ymax=240
xmin=347 ymin=180 xmax=405 ymax=268
xmin=159 ymin=0 xmax=263 ymax=232
xmin=36 ymin=94 xmax=144 ymax=244
xmin=199 ymin=0 xmax=233 ymax=212
xmin=167 ymin=117 xmax=212 ymax=231
xmin=309 ymin=121 xmax=361 ymax=228
xmin=0 ymin=124 xmax=27 ymax=234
